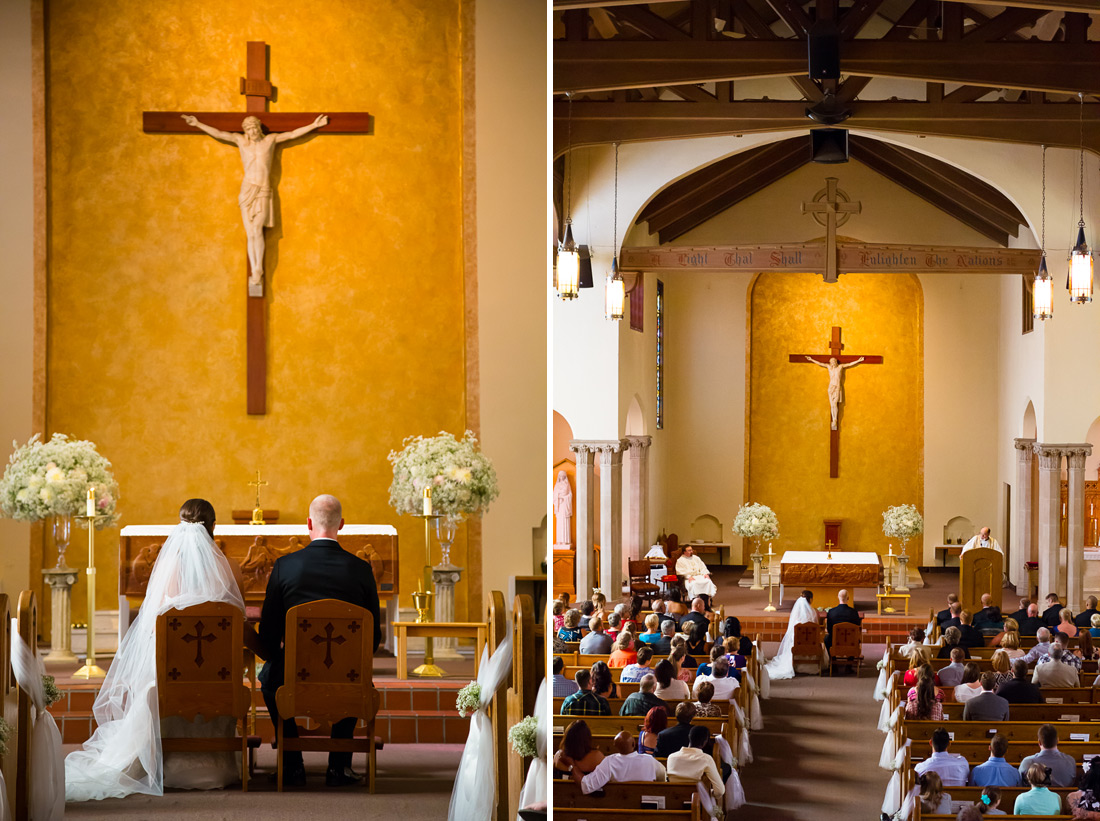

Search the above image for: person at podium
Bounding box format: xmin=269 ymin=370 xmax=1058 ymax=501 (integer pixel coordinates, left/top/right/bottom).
xmin=961 ymin=527 xmax=1001 ymax=555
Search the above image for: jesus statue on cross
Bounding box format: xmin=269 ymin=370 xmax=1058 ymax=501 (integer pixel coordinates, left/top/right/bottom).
xmin=181 ymin=113 xmax=328 ymax=288
xmin=805 ymin=355 xmax=864 ymax=430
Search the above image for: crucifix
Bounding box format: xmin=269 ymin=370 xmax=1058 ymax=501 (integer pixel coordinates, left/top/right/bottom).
xmin=143 ymin=41 xmax=371 ymax=414
xmin=248 ymin=469 xmax=269 ymax=525
xmin=789 ymin=326 xmax=883 ymax=478
xmin=802 ymin=177 xmax=861 ymax=284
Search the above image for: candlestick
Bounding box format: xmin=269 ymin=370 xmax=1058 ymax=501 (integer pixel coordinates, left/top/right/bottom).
xmin=73 ymin=508 xmax=106 ymax=680
xmin=422 ymin=488 xmax=432 ymax=517
xmin=888 ymin=543 xmax=893 ymax=556
xmin=86 ymin=487 xmax=96 ymax=518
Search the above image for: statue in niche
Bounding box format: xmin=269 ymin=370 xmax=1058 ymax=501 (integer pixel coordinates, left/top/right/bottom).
xmin=805 ymin=355 xmax=865 ymax=430
xmin=180 ymin=113 xmax=328 ymax=291
xmin=553 ymin=470 xmax=573 ymax=548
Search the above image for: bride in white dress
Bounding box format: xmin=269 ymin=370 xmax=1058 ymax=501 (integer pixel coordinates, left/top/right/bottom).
xmin=65 ymin=499 xmax=247 ymax=801
xmin=765 ymin=590 xmax=822 ymax=681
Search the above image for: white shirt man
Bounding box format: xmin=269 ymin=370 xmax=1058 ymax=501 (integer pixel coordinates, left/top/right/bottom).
xmin=667 ymin=726 xmax=724 ymax=800
xmin=961 ymin=527 xmax=1002 ymax=555
xmin=915 ymin=729 xmax=970 ymax=787
xmin=575 ymin=732 xmax=667 ymax=793
xmin=692 ymin=657 xmax=739 ymax=701
xmin=676 ymin=546 xmax=717 ymax=599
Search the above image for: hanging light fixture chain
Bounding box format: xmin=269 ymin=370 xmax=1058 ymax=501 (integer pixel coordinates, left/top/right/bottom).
xmin=1080 ymin=92 xmax=1086 ymax=225
xmin=564 ymin=92 xmax=574 ymax=223
xmin=1041 ymin=145 xmax=1046 ymax=250
xmin=612 ymin=142 xmax=619 ymax=256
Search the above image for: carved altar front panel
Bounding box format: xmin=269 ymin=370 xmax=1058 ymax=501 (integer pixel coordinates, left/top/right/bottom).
xmin=120 ymin=525 xmax=398 ymax=607
xmin=1060 ymin=480 xmax=1100 ymax=547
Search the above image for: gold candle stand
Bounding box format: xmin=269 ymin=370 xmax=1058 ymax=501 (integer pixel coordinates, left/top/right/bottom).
xmin=411 ymin=510 xmax=445 ymax=678
xmin=73 ymin=510 xmax=107 ymax=679
xmin=763 ymin=544 xmax=777 ymax=612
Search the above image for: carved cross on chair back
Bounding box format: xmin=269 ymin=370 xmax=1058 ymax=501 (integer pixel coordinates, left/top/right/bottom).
xmin=156 ymin=602 xmax=251 ymax=789
xmin=275 ymin=599 xmax=381 ymax=793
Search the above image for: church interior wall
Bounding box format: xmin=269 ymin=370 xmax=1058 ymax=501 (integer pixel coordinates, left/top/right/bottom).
xmin=472 ymin=0 xmax=547 ymax=606
xmin=41 ymin=0 xmax=476 ymax=623
xmin=0 ymin=0 xmax=35 ymax=596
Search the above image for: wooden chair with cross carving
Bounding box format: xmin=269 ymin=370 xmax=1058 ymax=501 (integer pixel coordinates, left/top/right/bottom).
xmin=829 ymin=621 xmax=864 ymax=677
xmin=791 ymin=621 xmax=825 ymax=675
xmin=156 ymin=602 xmax=251 ymax=790
xmin=275 ymin=599 xmax=381 ymax=793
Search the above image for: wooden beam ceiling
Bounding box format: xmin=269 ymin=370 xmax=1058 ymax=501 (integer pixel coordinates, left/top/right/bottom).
xmin=554 ymin=41 xmax=1100 ymax=96
xmin=555 ymin=0 xmax=1100 ymax=12
xmin=553 ymin=98 xmax=1100 ymax=155
xmin=631 ymin=135 xmax=1028 ymax=245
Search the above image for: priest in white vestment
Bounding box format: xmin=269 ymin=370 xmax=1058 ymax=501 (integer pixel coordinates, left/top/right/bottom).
xmin=676 ymin=545 xmax=718 ymax=599
xmin=960 ymin=527 xmax=1002 ymax=555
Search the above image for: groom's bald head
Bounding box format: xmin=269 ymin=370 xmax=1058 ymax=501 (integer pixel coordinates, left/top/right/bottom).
xmin=308 ymin=494 xmax=344 ymax=536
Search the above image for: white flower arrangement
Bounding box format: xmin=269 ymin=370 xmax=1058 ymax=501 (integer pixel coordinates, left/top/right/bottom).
xmin=732 ymin=502 xmax=779 ymax=540
xmin=388 ymin=430 xmax=499 ymax=521
xmin=882 ymin=504 xmax=923 ymax=540
xmin=0 ymin=434 xmax=119 ymax=528
xmin=507 ymin=714 xmax=539 ymax=758
xmin=0 ymin=716 xmax=9 ymax=757
xmin=455 ymin=680 xmax=482 ymax=718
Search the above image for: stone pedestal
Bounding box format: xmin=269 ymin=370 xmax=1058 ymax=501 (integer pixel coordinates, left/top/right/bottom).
xmin=750 ymin=552 xmax=764 ymax=590
xmin=42 ymin=566 xmax=79 ymax=663
xmin=895 ymin=554 xmax=910 ymax=592
xmin=432 ymin=563 xmax=463 ymax=659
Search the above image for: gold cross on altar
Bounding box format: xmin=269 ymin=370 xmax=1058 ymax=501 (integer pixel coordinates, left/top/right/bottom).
xmin=825 ymin=539 xmax=834 ymax=560
xmin=802 ymin=177 xmax=861 ymax=283
xmin=248 ymin=470 xmax=268 ymax=525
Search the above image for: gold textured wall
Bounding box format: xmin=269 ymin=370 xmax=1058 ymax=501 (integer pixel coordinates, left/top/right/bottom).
xmin=44 ymin=0 xmax=469 ymax=623
xmin=747 ymin=272 xmax=923 ymax=558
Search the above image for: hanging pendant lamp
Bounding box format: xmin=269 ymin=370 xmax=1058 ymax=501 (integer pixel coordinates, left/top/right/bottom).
xmin=557 ymin=93 xmax=580 ymax=300
xmin=606 ymin=142 xmax=625 ymax=321
xmin=1034 ymin=145 xmax=1053 ymax=320
xmin=1068 ymin=93 xmax=1093 ymax=304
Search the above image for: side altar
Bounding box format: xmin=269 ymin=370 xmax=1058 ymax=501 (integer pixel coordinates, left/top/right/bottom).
xmin=119 ymin=524 xmax=399 ymax=651
xmin=779 ymin=550 xmax=882 ymax=605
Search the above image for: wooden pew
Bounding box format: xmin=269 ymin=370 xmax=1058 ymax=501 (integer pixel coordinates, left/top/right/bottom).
xmin=552 ymin=697 xmax=734 ymax=717
xmin=0 ymin=595 xmax=16 ymax=815
xmin=912 ymin=785 xmax=1073 ymax=814
xmin=910 ymin=738 xmax=1100 ymax=766
xmin=553 ymin=714 xmax=729 ymax=739
xmin=905 ymin=718 xmax=1100 ymax=743
xmin=891 ymin=684 xmax=1100 ymax=705
xmin=486 ymin=591 xmax=508 ymax=821
xmin=554 ymin=779 xmax=700 ymax=814
xmin=15 ymin=591 xmax=35 ymax=821
xmin=505 ymin=593 xmax=536 ymax=821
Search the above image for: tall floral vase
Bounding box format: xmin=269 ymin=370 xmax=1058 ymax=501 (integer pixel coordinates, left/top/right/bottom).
xmin=51 ymin=515 xmax=72 ymax=569
xmin=433 ymin=517 xmax=463 ymax=660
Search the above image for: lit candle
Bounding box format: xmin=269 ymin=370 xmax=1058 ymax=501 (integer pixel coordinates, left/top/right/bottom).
xmin=888 ymin=543 xmax=893 ymax=556
xmin=422 ymin=488 xmax=432 ymax=517
xmin=767 ymin=542 xmax=773 ymax=556
xmin=86 ymin=487 xmax=96 ymax=518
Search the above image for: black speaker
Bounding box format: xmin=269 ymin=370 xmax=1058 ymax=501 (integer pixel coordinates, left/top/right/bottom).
xmin=807 ymin=20 xmax=840 ymax=80
xmin=811 ymin=129 xmax=849 ymax=164
xmin=578 ymin=245 xmax=594 ymax=288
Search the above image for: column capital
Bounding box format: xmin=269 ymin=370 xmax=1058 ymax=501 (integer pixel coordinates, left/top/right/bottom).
xmin=1034 ymin=442 xmax=1064 ymax=471
xmin=1066 ymin=444 xmax=1094 ymax=469
xmin=595 ymin=441 xmax=626 ymax=467
xmin=1014 ymin=437 xmax=1036 ymax=452
xmin=624 ymin=435 xmax=652 ymax=455
xmin=569 ymin=440 xmax=596 ymax=466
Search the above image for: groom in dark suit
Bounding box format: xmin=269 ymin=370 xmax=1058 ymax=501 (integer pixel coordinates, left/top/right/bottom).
xmin=258 ymin=494 xmax=382 ymax=787
xmin=824 ymin=588 xmax=862 ymax=649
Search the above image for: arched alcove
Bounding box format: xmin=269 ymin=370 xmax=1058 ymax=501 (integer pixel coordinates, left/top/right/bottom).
xmin=691 ymin=514 xmax=723 ymax=543
xmin=1022 ymin=400 xmax=1037 ymax=440
xmin=944 ymin=515 xmax=974 ymax=545
xmin=1085 ymin=414 xmax=1100 ymax=479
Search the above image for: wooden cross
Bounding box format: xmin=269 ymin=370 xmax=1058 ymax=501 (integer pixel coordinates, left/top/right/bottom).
xmin=181 ymin=620 xmax=218 ymax=667
xmin=143 ymin=41 xmax=372 ymax=415
xmin=789 ymin=326 xmax=883 ymax=478
xmin=310 ymin=621 xmax=347 ymax=668
xmin=802 ymin=177 xmax=861 ymax=284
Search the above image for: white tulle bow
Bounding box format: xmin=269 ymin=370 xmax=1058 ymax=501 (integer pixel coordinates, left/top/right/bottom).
xmin=11 ymin=618 xmax=64 ymax=821
xmin=714 ymin=735 xmax=745 ymax=811
xmin=515 ymin=678 xmax=547 ymax=820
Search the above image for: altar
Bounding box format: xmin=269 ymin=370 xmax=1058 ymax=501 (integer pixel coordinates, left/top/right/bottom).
xmin=119 ymin=524 xmax=399 ymax=650
xmin=779 ymin=550 xmax=882 ymax=605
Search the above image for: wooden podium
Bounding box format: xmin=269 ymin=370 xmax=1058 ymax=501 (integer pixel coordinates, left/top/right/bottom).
xmin=959 ymin=547 xmax=1003 ymax=613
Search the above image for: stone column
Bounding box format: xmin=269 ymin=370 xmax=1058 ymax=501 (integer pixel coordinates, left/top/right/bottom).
xmin=1013 ymin=438 xmax=1036 ymax=594
xmin=570 ymin=442 xmax=597 ymax=599
xmin=432 ymin=563 xmax=463 ymax=659
xmin=42 ymin=566 xmax=79 ymax=663
xmin=623 ymin=435 xmax=652 ymax=563
xmin=1066 ymin=445 xmax=1093 ymax=610
xmin=596 ymin=441 xmax=626 ymax=600
xmin=1035 ymin=443 xmax=1064 ymax=602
